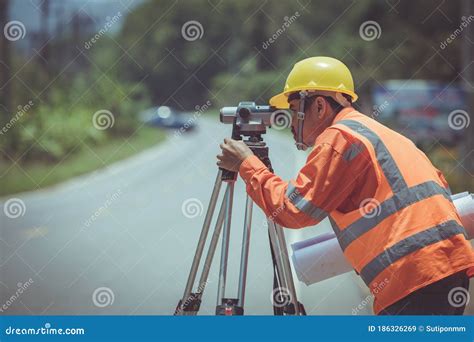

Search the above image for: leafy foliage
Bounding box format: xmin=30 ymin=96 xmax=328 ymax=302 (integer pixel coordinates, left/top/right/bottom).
xmin=0 ymin=0 xmax=469 ymax=169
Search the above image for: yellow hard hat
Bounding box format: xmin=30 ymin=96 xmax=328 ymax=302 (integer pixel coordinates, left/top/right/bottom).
xmin=269 ymin=56 xmax=358 ymax=108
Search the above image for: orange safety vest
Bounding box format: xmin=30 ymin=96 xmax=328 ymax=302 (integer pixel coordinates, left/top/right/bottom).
xmin=328 ymin=110 xmax=474 ymax=314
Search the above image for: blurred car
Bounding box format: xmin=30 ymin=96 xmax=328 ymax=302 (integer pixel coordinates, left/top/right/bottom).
xmin=139 ymin=106 xmax=196 ymax=131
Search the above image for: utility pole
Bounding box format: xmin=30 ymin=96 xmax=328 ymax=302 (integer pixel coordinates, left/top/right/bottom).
xmin=461 ymin=0 xmax=474 ymax=178
xmin=0 ymin=0 xmax=12 ymax=123
xmin=40 ymin=0 xmax=50 ymax=102
xmin=55 ymin=2 xmax=64 ymax=67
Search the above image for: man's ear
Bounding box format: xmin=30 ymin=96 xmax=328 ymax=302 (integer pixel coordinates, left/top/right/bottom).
xmin=313 ymin=96 xmax=326 ymax=119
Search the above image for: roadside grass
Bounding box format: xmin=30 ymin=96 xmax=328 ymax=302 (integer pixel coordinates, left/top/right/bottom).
xmin=0 ymin=126 xmax=166 ymax=196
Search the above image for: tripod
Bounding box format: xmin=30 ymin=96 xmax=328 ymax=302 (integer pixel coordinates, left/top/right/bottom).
xmin=174 ymin=124 xmax=305 ymax=316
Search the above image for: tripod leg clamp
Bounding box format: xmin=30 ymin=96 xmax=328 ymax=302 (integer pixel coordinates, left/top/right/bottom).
xmin=216 ymin=298 xmax=244 ymax=316
xmin=174 ymin=293 xmax=202 ymax=315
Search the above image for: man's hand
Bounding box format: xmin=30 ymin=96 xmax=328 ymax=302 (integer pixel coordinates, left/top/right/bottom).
xmin=216 ymin=138 xmax=254 ymax=172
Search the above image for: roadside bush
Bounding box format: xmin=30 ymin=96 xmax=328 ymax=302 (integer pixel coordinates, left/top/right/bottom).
xmin=3 ymin=74 xmax=150 ymax=162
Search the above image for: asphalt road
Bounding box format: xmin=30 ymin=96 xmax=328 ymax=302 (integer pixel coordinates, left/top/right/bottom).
xmin=0 ymin=118 xmax=370 ymax=315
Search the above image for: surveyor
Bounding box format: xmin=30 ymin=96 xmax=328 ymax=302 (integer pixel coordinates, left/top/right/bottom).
xmin=216 ymin=56 xmax=474 ymax=315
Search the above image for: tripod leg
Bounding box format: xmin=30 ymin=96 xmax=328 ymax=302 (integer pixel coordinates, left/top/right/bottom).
xmin=180 ymin=171 xmax=223 ymax=308
xmin=196 ymin=187 xmax=228 ymax=295
xmin=267 ymin=219 xmax=289 ymax=289
xmin=216 ymin=181 xmax=235 ymax=305
xmin=267 ymin=219 xmax=301 ymax=315
xmin=274 ymin=222 xmax=301 ymax=315
xmin=236 ymin=195 xmax=253 ymax=308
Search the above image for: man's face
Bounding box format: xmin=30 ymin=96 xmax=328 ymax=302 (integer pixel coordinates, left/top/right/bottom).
xmin=288 ymin=96 xmax=333 ymax=147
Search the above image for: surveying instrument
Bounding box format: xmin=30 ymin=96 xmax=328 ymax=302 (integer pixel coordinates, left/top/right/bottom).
xmin=174 ymin=102 xmax=306 ymax=316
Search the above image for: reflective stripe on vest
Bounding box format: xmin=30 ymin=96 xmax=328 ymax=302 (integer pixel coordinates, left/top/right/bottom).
xmin=337 ymin=120 xmax=408 ymax=193
xmin=331 ymin=120 xmax=453 ymax=250
xmin=286 ymin=184 xmax=328 ymax=221
xmin=329 ymin=119 xmax=462 ymax=286
xmin=334 ymin=181 xmax=452 ymax=251
xmin=359 ymin=220 xmax=466 ymax=285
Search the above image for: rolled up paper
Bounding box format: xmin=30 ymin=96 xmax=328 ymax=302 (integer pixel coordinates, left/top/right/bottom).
xmin=291 ymin=232 xmax=352 ymax=285
xmin=452 ymin=192 xmax=474 ymax=239
xmin=451 ymin=191 xmax=469 ymax=201
xmin=291 ymin=192 xmax=474 ymax=286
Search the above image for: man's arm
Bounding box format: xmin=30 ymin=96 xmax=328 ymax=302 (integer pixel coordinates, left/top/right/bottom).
xmin=239 ymin=131 xmax=369 ymax=228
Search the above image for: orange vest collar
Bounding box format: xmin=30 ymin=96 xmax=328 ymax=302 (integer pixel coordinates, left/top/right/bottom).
xmin=331 ymin=106 xmax=356 ymax=126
